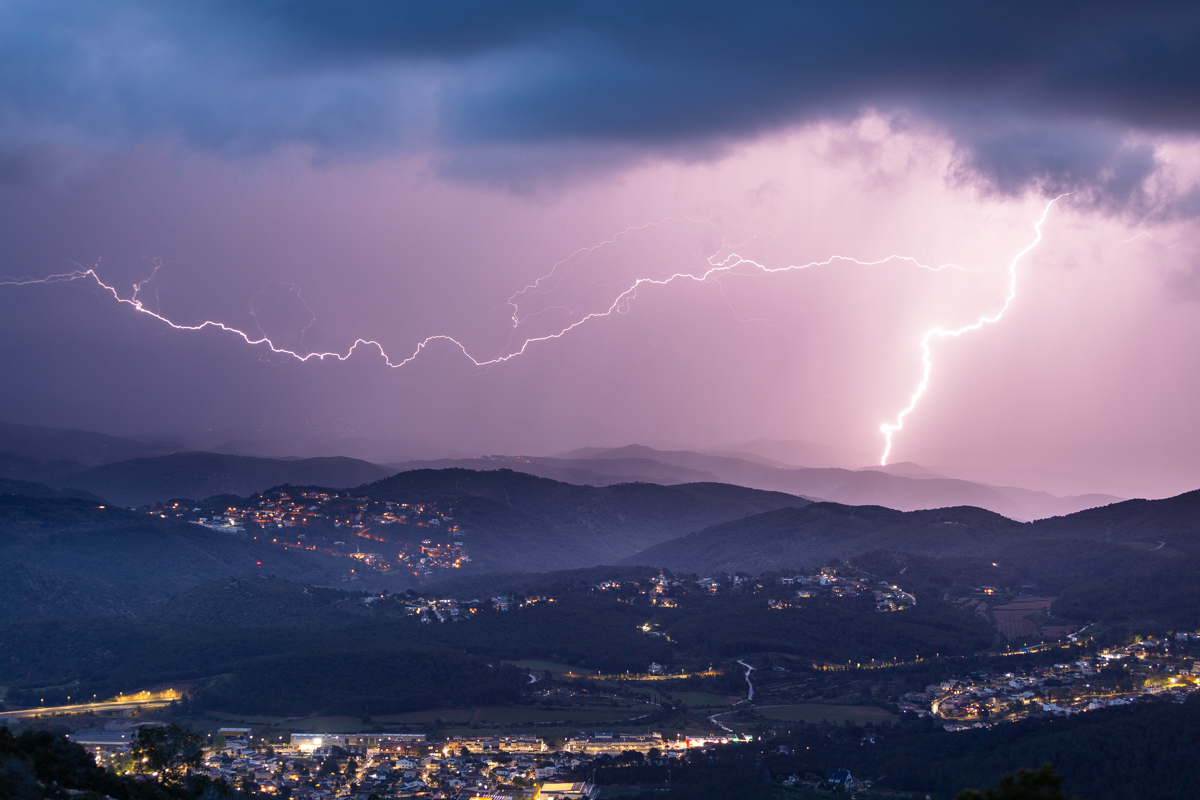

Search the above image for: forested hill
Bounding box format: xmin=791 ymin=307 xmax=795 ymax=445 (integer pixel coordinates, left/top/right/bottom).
xmin=622 ymin=502 xmax=1030 ymax=573
xmin=627 ymin=489 xmax=1200 ymax=575
xmin=1031 ymin=488 xmax=1200 ymax=545
xmin=623 ymin=489 xmax=1200 ymax=627
xmin=359 ymin=468 xmax=810 ymax=566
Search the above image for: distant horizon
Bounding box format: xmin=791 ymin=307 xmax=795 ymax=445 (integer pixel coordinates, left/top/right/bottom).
xmin=4 ymin=4 xmax=1200 ymax=508
xmin=0 ymin=418 xmax=1155 ymax=510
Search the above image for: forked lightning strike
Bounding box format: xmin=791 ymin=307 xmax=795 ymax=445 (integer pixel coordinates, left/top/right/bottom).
xmin=877 ymin=197 xmax=1063 ymax=466
xmin=2 ymin=203 xmax=1059 ymax=463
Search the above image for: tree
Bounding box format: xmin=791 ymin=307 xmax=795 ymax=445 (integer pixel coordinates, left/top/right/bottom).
xmin=131 ymin=724 xmax=205 ymax=781
xmin=957 ymin=764 xmax=1080 ymax=800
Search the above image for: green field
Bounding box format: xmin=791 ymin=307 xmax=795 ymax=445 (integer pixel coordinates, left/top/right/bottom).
xmin=502 ymin=660 xmax=597 ymax=676
xmin=754 ymin=704 xmax=897 ymax=725
xmin=667 ymin=692 xmax=733 ymax=708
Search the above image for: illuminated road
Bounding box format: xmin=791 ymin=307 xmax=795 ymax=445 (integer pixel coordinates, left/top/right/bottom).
xmin=0 ymin=698 xmax=176 ymax=720
xmin=709 ymin=659 xmax=756 ymax=732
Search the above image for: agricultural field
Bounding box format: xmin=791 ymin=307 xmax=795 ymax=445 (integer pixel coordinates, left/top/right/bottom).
xmin=666 ymin=692 xmax=733 ymax=708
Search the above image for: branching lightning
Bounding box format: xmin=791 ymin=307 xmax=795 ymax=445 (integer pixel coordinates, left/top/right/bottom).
xmin=877 ymin=197 xmax=1064 ymax=466
xmin=0 ymin=246 xmax=967 ymax=370
xmin=2 ymin=202 xmax=1061 ymax=463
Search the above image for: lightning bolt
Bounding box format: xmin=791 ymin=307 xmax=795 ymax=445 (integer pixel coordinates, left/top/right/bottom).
xmin=1 ymin=244 xmax=967 ymax=370
xmin=877 ymin=197 xmax=1064 ymax=466
xmin=2 ymin=206 xmax=1059 ymax=460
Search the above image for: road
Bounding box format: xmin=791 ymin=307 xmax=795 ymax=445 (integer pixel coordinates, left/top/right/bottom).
xmin=738 ymin=660 xmax=755 ymax=702
xmin=0 ymin=698 xmax=176 ymax=721
xmin=709 ymin=659 xmax=756 ymax=732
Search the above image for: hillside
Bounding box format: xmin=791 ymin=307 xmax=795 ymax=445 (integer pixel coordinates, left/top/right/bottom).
xmin=360 ymin=468 xmax=810 ymax=566
xmin=0 ymin=478 xmax=105 ymax=502
xmin=629 ymin=490 xmax=1200 ymax=576
xmin=0 ymin=495 xmax=406 ymax=619
xmin=623 ymin=490 xmax=1200 ymax=626
xmin=64 ymin=452 xmax=396 ymax=507
xmin=622 ymin=502 xmax=1030 ymax=573
xmin=146 ymin=575 xmax=400 ymax=629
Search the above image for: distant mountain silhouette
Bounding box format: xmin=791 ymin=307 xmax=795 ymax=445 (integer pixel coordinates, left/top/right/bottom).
xmin=66 ymin=452 xmax=396 ymax=507
xmin=625 ymin=490 xmax=1200 ymax=571
xmin=705 ymin=436 xmax=868 ymax=468
xmin=0 ymin=422 xmax=1121 ymax=518
xmin=550 ymin=444 xmax=1120 ymax=520
xmin=385 ymin=455 xmax=719 ymax=486
xmin=0 ymin=421 xmax=183 ymax=466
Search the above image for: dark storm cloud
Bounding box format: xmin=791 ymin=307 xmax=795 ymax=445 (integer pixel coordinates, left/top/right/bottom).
xmin=3 ymin=0 xmax=1199 ymax=200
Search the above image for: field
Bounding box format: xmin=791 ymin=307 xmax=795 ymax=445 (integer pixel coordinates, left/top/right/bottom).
xmin=667 ymin=692 xmax=733 ymax=708
xmin=753 ymin=704 xmax=897 ymax=725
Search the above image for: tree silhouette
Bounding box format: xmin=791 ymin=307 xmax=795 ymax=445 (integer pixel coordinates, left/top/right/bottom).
xmin=957 ymin=764 xmax=1080 ymax=800
xmin=131 ymin=724 xmax=205 ymax=781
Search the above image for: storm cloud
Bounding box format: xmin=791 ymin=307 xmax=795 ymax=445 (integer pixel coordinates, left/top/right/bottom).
xmin=3 ymin=1 xmax=1199 ymax=201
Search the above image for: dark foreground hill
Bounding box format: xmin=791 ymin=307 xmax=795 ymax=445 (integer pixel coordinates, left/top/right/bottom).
xmin=0 ymin=495 xmax=403 ymax=619
xmin=0 ymin=572 xmax=992 ymax=715
xmin=359 ymin=468 xmax=809 ymax=568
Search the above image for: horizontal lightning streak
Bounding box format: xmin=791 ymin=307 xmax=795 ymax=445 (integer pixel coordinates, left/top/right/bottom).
xmin=1 ymin=248 xmax=966 ymax=371
xmin=877 ymin=197 xmax=1064 ymax=466
xmin=2 ymin=206 xmax=1058 ymax=461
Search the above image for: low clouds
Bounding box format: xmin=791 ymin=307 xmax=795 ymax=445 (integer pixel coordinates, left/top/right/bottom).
xmin=2 ymin=1 xmax=1198 ymax=203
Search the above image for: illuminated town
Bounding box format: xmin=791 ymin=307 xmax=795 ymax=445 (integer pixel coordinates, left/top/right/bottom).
xmin=150 ymin=490 xmax=471 ymax=577
xmin=69 ymin=726 xmax=747 ymax=799
xmin=906 ymin=633 xmax=1200 ymax=731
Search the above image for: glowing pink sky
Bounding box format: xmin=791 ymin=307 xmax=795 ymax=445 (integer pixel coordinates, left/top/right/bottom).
xmin=2 ymin=3 xmax=1200 ymax=500
xmin=3 ymin=120 xmax=1199 ymax=499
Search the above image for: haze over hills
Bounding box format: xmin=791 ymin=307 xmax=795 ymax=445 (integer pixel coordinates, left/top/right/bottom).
xmin=207 ymin=431 xmax=450 ymax=464
xmin=706 ymin=437 xmax=869 ymax=469
xmin=390 ymin=446 xmax=1121 ymax=521
xmin=0 ymin=421 xmax=1121 ymax=518
xmin=0 ymin=422 xmax=184 ymax=467
xmin=384 ymin=455 xmax=719 ymax=487
xmin=548 ymin=444 xmax=1120 ymax=521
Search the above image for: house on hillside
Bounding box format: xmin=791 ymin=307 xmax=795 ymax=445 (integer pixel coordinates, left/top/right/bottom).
xmin=825 ymin=768 xmax=855 ymax=789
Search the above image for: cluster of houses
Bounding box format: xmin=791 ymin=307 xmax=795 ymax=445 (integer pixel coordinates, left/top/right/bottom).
xmin=594 ymin=570 xmax=915 ymax=614
xmin=903 ymin=635 xmax=1200 ymax=731
xmin=777 ymin=570 xmax=916 ymax=612
xmin=149 ymin=491 xmax=470 ymax=577
xmin=72 ymin=726 xmax=743 ymax=798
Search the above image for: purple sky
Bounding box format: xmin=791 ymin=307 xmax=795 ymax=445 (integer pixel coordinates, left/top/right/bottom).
xmin=2 ymin=2 xmax=1200 ymax=499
